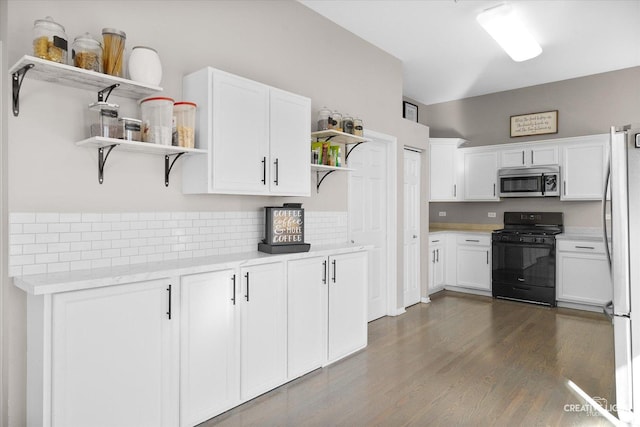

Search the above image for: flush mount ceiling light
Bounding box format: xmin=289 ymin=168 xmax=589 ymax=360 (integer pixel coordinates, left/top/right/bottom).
xmin=477 ymin=3 xmax=542 ymax=62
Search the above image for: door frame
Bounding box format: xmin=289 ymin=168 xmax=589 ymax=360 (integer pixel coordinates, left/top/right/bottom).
xmin=348 ymin=129 xmax=399 ymax=317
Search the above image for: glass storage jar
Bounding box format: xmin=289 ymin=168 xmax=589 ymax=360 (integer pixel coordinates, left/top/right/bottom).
xmin=72 ymin=33 xmax=102 ymax=72
xmin=329 ymin=110 xmax=342 ymax=132
xmin=342 ymin=114 xmax=354 ymax=134
xmin=33 ymin=16 xmax=68 ymax=63
xmin=353 ymin=118 xmax=364 ymax=136
xmin=87 ymin=101 xmax=119 ymax=138
xmin=173 ymin=102 xmax=197 ymax=148
xmin=118 ymin=117 xmax=141 ymax=141
xmin=102 ymin=28 xmax=126 ymax=77
xmin=140 ymin=96 xmax=175 ymax=145
xmin=317 ymin=106 xmax=331 ymax=131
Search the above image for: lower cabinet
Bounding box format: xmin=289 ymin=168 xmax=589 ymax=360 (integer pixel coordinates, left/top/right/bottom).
xmin=428 ymin=235 xmax=446 ymax=294
xmin=455 ymin=234 xmax=491 ymax=291
xmin=43 ymin=278 xmax=178 ymax=427
xmin=556 ymin=240 xmax=612 ymax=306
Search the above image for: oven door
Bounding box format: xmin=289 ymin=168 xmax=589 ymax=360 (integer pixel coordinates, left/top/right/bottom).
xmin=499 ymin=175 xmax=543 ymax=197
xmin=491 ymin=239 xmax=556 ymax=287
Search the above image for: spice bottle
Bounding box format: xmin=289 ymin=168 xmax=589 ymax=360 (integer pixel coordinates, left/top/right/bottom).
xmin=33 ymin=16 xmax=68 ymax=63
xmin=353 ymin=118 xmax=364 ymax=136
xmin=329 ymin=111 xmax=342 ymax=132
xmin=342 ymin=114 xmax=354 ymax=134
xmin=317 ymin=106 xmax=331 ymax=131
xmin=102 ymin=28 xmax=126 ymax=77
xmin=72 ymin=33 xmax=102 ymax=72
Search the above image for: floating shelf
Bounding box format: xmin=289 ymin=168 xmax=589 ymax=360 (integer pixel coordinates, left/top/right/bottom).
xmin=9 ymin=55 xmax=162 ymax=116
xmin=310 ymin=164 xmax=355 ymax=172
xmin=311 ymin=130 xmax=370 ymax=145
xmin=77 ymin=137 xmax=206 ymax=186
xmin=310 ymin=164 xmax=355 ymax=193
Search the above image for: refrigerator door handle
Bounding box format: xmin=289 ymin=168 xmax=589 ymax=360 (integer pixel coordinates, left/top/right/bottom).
xmin=602 ymin=145 xmax=611 ymax=270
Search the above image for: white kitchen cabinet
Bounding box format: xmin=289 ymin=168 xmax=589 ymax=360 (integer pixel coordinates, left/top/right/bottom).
xmin=561 ymin=134 xmax=608 ymax=200
xmin=287 ymin=256 xmax=327 ymax=378
xmin=327 ymin=251 xmax=368 ymax=364
xmin=182 ymin=67 xmax=310 ymax=196
xmin=557 ymin=240 xmax=612 ymax=306
xmin=500 ymin=143 xmax=558 ymax=168
xmin=428 ymin=235 xmax=446 ymax=294
xmin=463 ymin=149 xmax=499 ymax=201
xmin=455 ymin=234 xmax=491 ymax=291
xmin=48 ymin=278 xmax=178 ymax=427
xmin=180 ymin=270 xmax=239 ymax=427
xmin=240 ymin=262 xmax=287 ymax=401
xmin=429 ymin=138 xmax=464 ymax=201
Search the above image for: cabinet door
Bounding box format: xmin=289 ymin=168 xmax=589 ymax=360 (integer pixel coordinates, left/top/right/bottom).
xmin=501 ymin=148 xmax=526 ymax=167
xmin=531 ymin=145 xmax=558 ymax=166
xmin=52 ymin=279 xmax=177 ymax=427
xmin=561 ymin=139 xmax=607 ymax=200
xmin=240 ymin=262 xmax=287 ymax=400
xmin=328 ymin=252 xmax=368 ymax=363
xmin=557 ymin=252 xmax=612 ymax=305
xmin=428 ymin=239 xmax=445 ymax=294
xmin=456 ymin=245 xmax=491 ymax=290
xmin=464 ymin=151 xmax=498 ymax=201
xmin=287 ymin=257 xmax=326 ymax=379
xmin=429 ymin=141 xmax=460 ymax=201
xmin=180 ymin=270 xmax=239 ymax=427
xmin=269 ymin=88 xmax=311 ymax=196
xmin=212 ymin=71 xmax=270 ymax=194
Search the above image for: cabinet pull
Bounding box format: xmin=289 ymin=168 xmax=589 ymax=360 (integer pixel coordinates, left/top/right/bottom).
xmin=493 ymin=183 xmax=496 ymax=196
xmin=436 ymin=249 xmax=439 ymax=263
xmin=531 ymin=151 xmax=534 ymax=164
xmin=432 ymin=250 xmax=435 ymax=263
xmin=432 ymin=239 xmax=440 ymax=243
xmin=563 ymin=180 xmax=566 ymax=196
xmin=453 ymin=184 xmax=457 ymax=198
xmin=244 ymin=272 xmax=250 ymax=301
xmin=261 ymin=157 xmax=266 ymax=185
xmin=575 ymin=245 xmax=595 ymax=250
xmin=332 ymin=259 xmax=337 ymax=283
xmin=486 ymin=250 xmax=489 ymax=264
xmin=522 ymin=151 xmax=525 ymax=165
xmin=231 ymin=274 xmax=236 ymax=305
xmin=466 ymin=239 xmax=480 ymax=242
xmin=166 ymin=285 xmax=172 ymax=320
xmin=322 ymin=260 xmax=327 ymax=284
xmin=274 ymin=158 xmax=279 ymax=186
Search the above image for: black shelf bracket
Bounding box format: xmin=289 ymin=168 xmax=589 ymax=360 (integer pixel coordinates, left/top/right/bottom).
xmin=345 ymin=141 xmax=365 ymax=162
xmin=98 ymin=144 xmax=118 ymax=184
xmin=12 ymin=63 xmax=34 ymax=117
xmin=165 ymin=152 xmax=185 ymax=187
xmin=97 ymin=84 xmax=119 ymax=102
xmin=316 ymin=169 xmax=337 ymax=193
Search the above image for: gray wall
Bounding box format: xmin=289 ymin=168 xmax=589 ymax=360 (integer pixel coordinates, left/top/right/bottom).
xmin=1 ymin=0 xmax=8 ymax=424
xmin=3 ymin=1 xmax=429 ymax=424
xmin=411 ymin=66 xmax=640 ymax=228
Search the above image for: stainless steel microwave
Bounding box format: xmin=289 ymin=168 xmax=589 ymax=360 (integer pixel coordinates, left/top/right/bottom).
xmin=498 ymin=165 xmax=560 ymax=197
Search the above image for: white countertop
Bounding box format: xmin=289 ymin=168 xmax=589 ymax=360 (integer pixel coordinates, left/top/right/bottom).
xmin=14 ymin=243 xmax=371 ymax=296
xmin=556 ymin=227 xmax=608 ymax=242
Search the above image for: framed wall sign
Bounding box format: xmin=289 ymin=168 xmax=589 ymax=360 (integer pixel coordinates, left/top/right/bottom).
xmin=403 ymin=101 xmax=418 ymax=122
xmin=510 ymin=110 xmax=558 ymax=137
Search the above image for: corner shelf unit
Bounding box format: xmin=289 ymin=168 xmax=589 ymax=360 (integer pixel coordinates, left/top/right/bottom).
xmin=77 ymin=137 xmax=207 ymax=187
xmin=9 ymin=55 xmax=162 ymax=116
xmin=310 ymin=130 xmax=369 ymax=193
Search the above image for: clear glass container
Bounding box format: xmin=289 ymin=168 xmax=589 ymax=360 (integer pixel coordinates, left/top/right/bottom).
xmin=33 ymin=16 xmax=68 ymax=63
xmin=118 ymin=117 xmax=141 ymax=141
xmin=140 ymin=96 xmax=175 ymax=145
xmin=329 ymin=110 xmax=342 ymax=132
xmin=102 ymin=28 xmax=126 ymax=77
xmin=317 ymin=106 xmax=331 ymax=131
xmin=173 ymin=102 xmax=197 ymax=148
xmin=342 ymin=114 xmax=354 ymax=134
xmin=72 ymin=33 xmax=102 ymax=72
xmin=353 ymin=118 xmax=364 ymax=136
xmin=87 ymin=101 xmax=119 ymax=138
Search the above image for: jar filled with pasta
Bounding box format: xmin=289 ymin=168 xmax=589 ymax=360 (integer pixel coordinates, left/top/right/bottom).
xmin=102 ymin=28 xmax=126 ymax=77
xmin=72 ymin=33 xmax=102 ymax=72
xmin=33 ymin=16 xmax=68 ymax=63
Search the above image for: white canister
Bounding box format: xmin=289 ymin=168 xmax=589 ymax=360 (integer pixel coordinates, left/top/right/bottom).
xmin=128 ymin=46 xmax=162 ymax=86
xmin=140 ymin=97 xmax=174 ymax=145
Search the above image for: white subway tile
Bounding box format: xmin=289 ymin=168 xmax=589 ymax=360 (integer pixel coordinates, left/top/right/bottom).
xmin=48 ymin=223 xmax=71 ymax=233
xmin=91 ymin=259 xmax=111 ymax=269
xmin=155 ymin=212 xmax=171 ymax=220
xmin=91 ymin=222 xmax=112 ymax=232
xmin=111 ymin=222 xmax=131 ymax=231
xmin=10 ymin=213 xmax=35 ymax=223
xmin=36 ymin=233 xmax=59 ymax=244
xmin=47 ymin=262 xmax=70 ymax=273
xmin=23 ymin=244 xmax=47 ymax=255
xmin=36 ymin=213 xmax=59 ymax=223
xmin=139 ymin=212 xmax=156 ymax=221
xmin=23 ymin=224 xmax=48 ymax=234
xmin=147 ymin=253 xmax=164 ymax=263
xmin=112 ymin=239 xmax=131 ymax=249
xmin=121 ymin=247 xmax=139 ymax=257
xmin=81 ymin=250 xmax=102 ymax=260
xmin=9 ymin=266 xmax=22 ymax=276
xmin=82 ymin=213 xmax=102 ymax=222
xmin=59 ymin=213 xmax=82 ymax=223
xmin=101 ymin=213 xmax=122 ymax=222
xmin=171 ymin=212 xmax=186 ymax=220
xmin=130 ymin=255 xmax=148 ymax=264
xmin=36 ymin=253 xmax=58 ymax=264
xmin=112 ymin=257 xmax=130 ymax=266
xmin=91 ymin=240 xmax=112 ymax=250
xmin=139 ymin=230 xmax=155 ymax=239
xmin=121 ymin=230 xmax=139 ymax=239
xmin=121 ymin=213 xmax=139 ymax=221
xmin=60 ymin=232 xmax=82 ymax=243
xmin=22 ymin=264 xmax=47 ymax=275
xmin=178 ymin=251 xmax=193 ymax=259
xmin=9 ymin=245 xmax=22 ymax=255
xmin=60 ymin=252 xmax=82 ymax=262
xmin=70 ymin=260 xmax=92 ymax=271
xmin=163 ymin=252 xmax=179 ymax=261
xmin=70 ymin=241 xmax=92 ymax=252
xmin=139 ymin=246 xmax=157 ymax=255
xmin=9 ymin=254 xmax=35 ymax=266
xmin=186 ymin=212 xmax=199 ymax=220
xmin=101 ymin=231 xmax=121 ymax=241
xmin=70 ymin=223 xmax=92 ymax=232
xmin=81 ymin=231 xmax=102 ymax=241
xmin=9 ymin=224 xmax=23 ymax=234
xmin=48 ymin=243 xmax=70 ymax=253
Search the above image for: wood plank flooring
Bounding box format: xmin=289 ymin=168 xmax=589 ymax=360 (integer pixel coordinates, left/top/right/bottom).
xmin=202 ymin=291 xmax=615 ymax=426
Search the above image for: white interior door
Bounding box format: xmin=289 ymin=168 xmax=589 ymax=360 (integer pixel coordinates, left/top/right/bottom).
xmin=403 ymin=149 xmax=421 ymax=307
xmin=348 ymin=139 xmax=388 ymax=321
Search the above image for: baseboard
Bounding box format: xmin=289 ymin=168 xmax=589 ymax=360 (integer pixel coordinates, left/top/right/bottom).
xmin=421 ymin=297 xmax=431 ymax=304
xmin=557 ymin=300 xmax=607 ymax=314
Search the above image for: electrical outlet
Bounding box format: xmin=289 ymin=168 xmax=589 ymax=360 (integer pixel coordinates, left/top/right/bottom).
xmin=439 ymin=211 xmax=446 ymax=217
xmin=488 ymin=212 xmax=497 ymax=218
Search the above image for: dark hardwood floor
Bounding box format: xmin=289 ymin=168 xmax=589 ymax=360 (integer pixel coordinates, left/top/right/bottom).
xmin=202 ymin=291 xmax=615 ymax=426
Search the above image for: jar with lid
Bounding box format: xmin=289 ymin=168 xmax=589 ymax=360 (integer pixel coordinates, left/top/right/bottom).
xmin=353 ymin=118 xmax=364 ymax=136
xmin=329 ymin=110 xmax=342 ymax=132
xmin=140 ymin=97 xmax=175 ymax=145
xmin=118 ymin=117 xmax=141 ymax=141
xmin=128 ymin=46 xmax=162 ymax=86
xmin=102 ymin=28 xmax=126 ymax=77
xmin=33 ymin=16 xmax=68 ymax=63
xmin=72 ymin=33 xmax=102 ymax=72
xmin=317 ymin=106 xmax=331 ymax=131
xmin=342 ymin=114 xmax=354 ymax=134
xmin=87 ymin=101 xmax=119 ymax=138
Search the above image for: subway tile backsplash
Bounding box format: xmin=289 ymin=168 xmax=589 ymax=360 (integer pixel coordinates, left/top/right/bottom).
xmin=9 ymin=211 xmax=348 ymax=277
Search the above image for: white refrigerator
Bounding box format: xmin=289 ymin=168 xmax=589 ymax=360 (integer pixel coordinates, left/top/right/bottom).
xmin=602 ymin=124 xmax=640 ymax=425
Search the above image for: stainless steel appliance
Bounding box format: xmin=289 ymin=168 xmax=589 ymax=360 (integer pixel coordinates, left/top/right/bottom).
xmin=598 ymin=125 xmax=640 ymax=424
xmin=491 ymin=212 xmax=564 ymax=306
xmin=498 ymin=165 xmax=560 ymax=197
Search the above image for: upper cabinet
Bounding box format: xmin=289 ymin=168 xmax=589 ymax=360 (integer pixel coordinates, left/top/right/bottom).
xmin=560 ymin=134 xmax=608 ymax=200
xmin=500 ymin=143 xmax=558 ymax=168
xmin=429 ymin=138 xmax=464 ymax=202
xmin=463 ymin=149 xmax=499 ymax=201
xmin=182 ymin=67 xmax=310 ymax=196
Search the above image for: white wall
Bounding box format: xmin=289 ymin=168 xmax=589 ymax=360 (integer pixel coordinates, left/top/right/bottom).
xmin=4 ymin=1 xmax=429 ymax=423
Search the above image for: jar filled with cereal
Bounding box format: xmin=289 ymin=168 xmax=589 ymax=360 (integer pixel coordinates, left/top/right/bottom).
xmin=33 ymin=16 xmax=68 ymax=63
xmin=72 ymin=33 xmax=102 ymax=72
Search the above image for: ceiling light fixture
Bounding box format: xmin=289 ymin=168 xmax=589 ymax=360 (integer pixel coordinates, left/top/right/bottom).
xmin=477 ymin=3 xmax=542 ymax=62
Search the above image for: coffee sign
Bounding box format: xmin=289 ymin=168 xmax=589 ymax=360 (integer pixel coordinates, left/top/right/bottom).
xmin=264 ymin=207 xmax=305 ymax=245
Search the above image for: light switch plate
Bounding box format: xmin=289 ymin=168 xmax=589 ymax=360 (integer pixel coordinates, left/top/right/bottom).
xmin=439 ymin=211 xmax=446 ymax=217
xmin=488 ymin=212 xmax=497 ymax=218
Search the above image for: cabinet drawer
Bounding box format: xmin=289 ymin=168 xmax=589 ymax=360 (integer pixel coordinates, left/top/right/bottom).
xmin=557 ymin=240 xmax=607 ymax=254
xmin=456 ymin=235 xmax=490 ymax=246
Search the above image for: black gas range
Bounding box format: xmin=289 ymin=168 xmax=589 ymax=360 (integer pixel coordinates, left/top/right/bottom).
xmin=491 ymin=212 xmax=564 ymax=306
